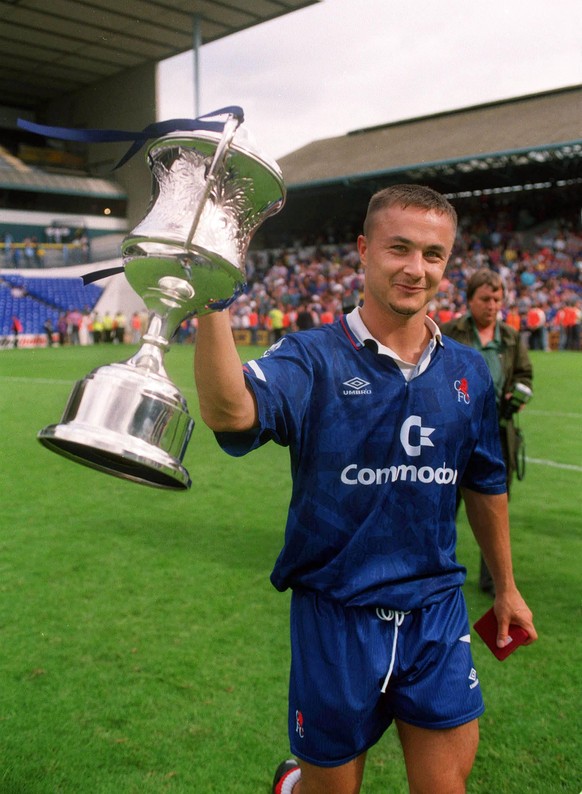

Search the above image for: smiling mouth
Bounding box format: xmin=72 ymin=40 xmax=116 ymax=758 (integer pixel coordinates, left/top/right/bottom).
xmin=394 ymin=283 xmax=426 ymax=292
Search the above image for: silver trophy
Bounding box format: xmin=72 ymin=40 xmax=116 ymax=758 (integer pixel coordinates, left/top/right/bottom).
xmin=37 ymin=112 xmax=286 ymax=490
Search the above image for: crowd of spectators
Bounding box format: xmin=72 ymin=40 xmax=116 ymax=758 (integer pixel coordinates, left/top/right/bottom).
xmin=223 ymin=208 xmax=581 ymax=352
xmin=4 ymin=203 xmax=581 ymax=352
xmin=2 ymin=229 xmax=92 ymax=268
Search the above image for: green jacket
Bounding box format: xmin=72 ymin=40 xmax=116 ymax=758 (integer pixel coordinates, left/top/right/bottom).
xmin=441 ymin=314 xmax=533 ymax=485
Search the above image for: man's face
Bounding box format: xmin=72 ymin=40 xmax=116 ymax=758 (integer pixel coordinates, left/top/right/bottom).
xmin=357 ymin=205 xmax=455 ymax=319
xmin=468 ymin=284 xmax=504 ymax=329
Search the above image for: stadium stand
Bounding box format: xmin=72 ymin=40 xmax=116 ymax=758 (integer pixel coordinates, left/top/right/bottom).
xmin=0 ymin=288 xmax=57 ymax=338
xmin=0 ymin=274 xmax=103 ymax=339
xmin=1 ymin=274 xmax=102 ymax=312
xmin=0 ymin=0 xmax=579 ymax=352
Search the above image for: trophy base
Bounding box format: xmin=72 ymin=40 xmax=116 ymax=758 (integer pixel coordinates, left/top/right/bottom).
xmin=37 ymin=360 xmax=194 ymax=491
xmin=38 ymin=424 xmax=191 ymax=490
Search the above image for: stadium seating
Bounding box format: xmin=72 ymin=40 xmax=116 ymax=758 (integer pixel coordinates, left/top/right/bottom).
xmin=0 ymin=275 xmax=102 ymax=335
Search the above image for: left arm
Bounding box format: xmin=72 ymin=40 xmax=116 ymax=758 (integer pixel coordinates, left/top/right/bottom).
xmin=462 ymin=488 xmax=538 ymax=648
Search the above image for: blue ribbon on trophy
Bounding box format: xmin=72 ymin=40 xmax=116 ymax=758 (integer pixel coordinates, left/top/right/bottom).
xmin=17 ymin=107 xmax=245 ymax=283
xmin=17 ymin=106 xmax=244 ymax=169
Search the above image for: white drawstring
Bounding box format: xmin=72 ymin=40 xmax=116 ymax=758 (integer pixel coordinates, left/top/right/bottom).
xmin=376 ymin=608 xmax=410 ymax=693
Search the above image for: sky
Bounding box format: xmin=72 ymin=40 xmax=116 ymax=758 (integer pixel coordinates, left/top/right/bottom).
xmin=157 ymin=0 xmax=581 ymax=161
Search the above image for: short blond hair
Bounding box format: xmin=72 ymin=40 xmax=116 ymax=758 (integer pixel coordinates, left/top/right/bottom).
xmin=363 ymin=184 xmax=458 ymax=237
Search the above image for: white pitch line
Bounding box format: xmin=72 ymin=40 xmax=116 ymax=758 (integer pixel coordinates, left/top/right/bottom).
xmin=526 ymin=409 xmax=582 ymax=420
xmin=0 ymin=376 xmax=73 ymax=385
xmin=0 ymin=375 xmax=201 ymax=394
xmin=526 ymin=458 xmax=582 ymax=473
xmin=0 ymin=374 xmax=199 ymax=394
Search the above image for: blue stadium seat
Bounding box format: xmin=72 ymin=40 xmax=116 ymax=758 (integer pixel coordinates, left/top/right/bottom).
xmin=0 ymin=275 xmax=103 ymax=334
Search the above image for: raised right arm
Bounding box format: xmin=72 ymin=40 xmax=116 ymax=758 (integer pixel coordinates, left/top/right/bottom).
xmin=193 ymin=311 xmax=258 ymax=433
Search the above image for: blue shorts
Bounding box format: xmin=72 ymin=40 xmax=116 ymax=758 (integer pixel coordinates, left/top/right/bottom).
xmin=288 ymin=588 xmax=484 ymax=767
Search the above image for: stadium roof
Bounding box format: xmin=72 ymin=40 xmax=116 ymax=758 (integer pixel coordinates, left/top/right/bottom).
xmin=0 ymin=0 xmax=320 ymax=110
xmin=278 ymin=85 xmax=582 ymax=191
xmin=0 ymin=145 xmax=127 ymax=197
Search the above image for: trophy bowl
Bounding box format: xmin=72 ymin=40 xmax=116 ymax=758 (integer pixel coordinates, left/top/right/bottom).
xmin=37 ymin=112 xmax=286 ymax=490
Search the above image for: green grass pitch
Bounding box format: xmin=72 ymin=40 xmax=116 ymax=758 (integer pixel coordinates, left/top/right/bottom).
xmin=0 ymin=344 xmax=580 ymax=792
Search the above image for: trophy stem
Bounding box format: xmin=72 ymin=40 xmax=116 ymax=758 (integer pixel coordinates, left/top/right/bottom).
xmin=141 ymin=313 xmax=170 ymax=349
xmin=125 ymin=314 xmax=173 ymax=379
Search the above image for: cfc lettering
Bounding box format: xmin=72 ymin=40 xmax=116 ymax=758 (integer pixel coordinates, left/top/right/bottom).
xmin=295 ymin=710 xmax=305 ymax=738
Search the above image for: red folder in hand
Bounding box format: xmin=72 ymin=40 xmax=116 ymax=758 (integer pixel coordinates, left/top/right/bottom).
xmin=473 ymin=607 xmax=529 ymax=660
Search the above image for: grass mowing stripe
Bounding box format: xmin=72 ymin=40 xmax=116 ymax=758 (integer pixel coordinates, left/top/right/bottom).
xmin=1 ymin=384 xmax=580 ymax=416
xmin=6 ymin=393 xmax=581 ymax=420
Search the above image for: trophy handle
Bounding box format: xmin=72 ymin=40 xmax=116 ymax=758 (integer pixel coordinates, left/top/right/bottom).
xmin=185 ymin=114 xmax=242 ymax=249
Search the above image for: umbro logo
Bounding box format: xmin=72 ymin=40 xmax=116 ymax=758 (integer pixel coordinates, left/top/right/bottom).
xmin=344 ymin=377 xmax=370 ymax=390
xmin=342 ymin=377 xmax=372 ymax=395
xmin=468 ymin=667 xmax=480 ymax=690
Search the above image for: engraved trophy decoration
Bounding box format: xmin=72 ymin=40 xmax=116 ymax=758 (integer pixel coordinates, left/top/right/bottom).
xmin=36 ymin=109 xmax=286 ymax=490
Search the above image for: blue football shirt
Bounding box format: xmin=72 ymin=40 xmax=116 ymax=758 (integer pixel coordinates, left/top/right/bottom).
xmin=216 ymin=313 xmax=506 ymax=610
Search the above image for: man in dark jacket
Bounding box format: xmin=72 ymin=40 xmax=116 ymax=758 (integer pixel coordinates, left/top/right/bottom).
xmin=441 ymin=268 xmax=533 ymax=596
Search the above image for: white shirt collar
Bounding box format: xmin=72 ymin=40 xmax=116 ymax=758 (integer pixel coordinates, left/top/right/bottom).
xmin=345 ymin=306 xmax=442 ymax=381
